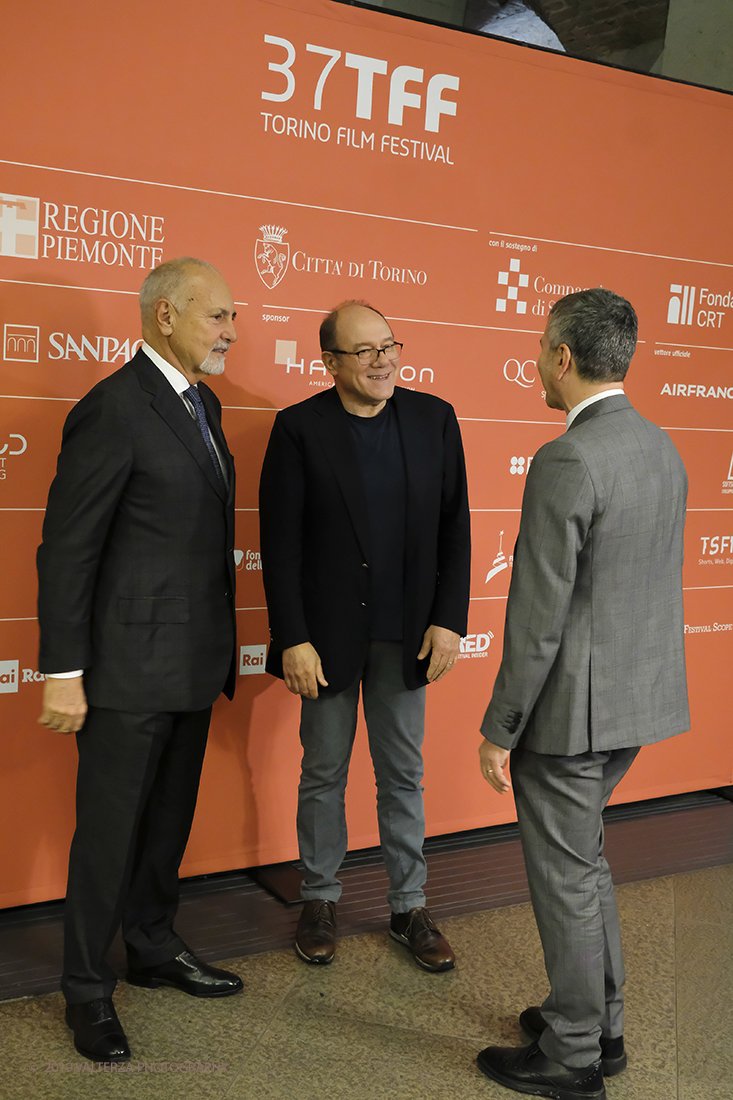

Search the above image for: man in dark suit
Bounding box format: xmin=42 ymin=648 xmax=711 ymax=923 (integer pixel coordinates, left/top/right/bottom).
xmin=476 ymin=289 xmax=689 ymax=1100
xmin=259 ymin=301 xmax=470 ymax=971
xmin=37 ymin=257 xmax=243 ymax=1063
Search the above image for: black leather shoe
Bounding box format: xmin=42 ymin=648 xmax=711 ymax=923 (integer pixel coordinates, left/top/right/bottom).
xmin=477 ymin=1042 xmax=605 ymax=1100
xmin=389 ymin=907 xmax=455 ymax=972
xmin=520 ymin=1006 xmax=627 ymax=1076
xmin=65 ymin=998 xmax=130 ymax=1062
xmin=295 ymin=899 xmax=337 ymax=964
xmin=127 ymin=950 xmax=243 ymax=997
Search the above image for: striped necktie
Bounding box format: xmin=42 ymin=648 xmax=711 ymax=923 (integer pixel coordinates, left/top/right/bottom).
xmin=183 ymin=384 xmax=226 ymax=491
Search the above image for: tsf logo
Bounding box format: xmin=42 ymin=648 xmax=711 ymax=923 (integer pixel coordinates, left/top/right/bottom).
xmin=0 ymin=195 xmax=39 ymax=258
xmin=240 ymin=645 xmax=267 ymax=675
xmin=256 ymin=225 xmax=290 ymax=289
xmin=4 ymin=324 xmax=40 ymax=362
xmin=0 ymin=660 xmax=19 ymax=693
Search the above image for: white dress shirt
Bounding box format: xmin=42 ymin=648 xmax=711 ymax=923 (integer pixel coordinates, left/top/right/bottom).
xmin=565 ymin=389 xmax=625 ymax=431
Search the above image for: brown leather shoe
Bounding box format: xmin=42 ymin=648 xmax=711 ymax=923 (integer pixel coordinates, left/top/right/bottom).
xmin=389 ymin=906 xmax=455 ymax=972
xmin=295 ymin=899 xmax=337 ymax=964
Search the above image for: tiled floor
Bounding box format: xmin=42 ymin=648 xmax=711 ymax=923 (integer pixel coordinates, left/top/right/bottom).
xmin=1 ymin=863 xmax=730 ymax=1100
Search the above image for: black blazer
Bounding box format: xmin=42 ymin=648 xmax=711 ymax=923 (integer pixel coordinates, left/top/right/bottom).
xmin=37 ymin=349 xmax=237 ymax=712
xmin=259 ymin=385 xmax=470 ymax=693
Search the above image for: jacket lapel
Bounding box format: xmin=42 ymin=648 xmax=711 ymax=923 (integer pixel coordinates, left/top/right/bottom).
xmin=132 ymin=350 xmax=227 ymax=501
xmin=313 ymin=387 xmax=371 ymax=561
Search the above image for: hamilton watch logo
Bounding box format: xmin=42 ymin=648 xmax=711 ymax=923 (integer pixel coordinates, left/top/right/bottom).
xmin=255 ymin=225 xmax=290 ymax=289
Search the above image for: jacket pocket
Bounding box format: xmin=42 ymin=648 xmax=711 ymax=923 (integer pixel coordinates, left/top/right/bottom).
xmin=118 ymin=597 xmax=190 ymax=624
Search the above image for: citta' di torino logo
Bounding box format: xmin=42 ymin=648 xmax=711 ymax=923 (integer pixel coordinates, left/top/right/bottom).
xmin=256 ymin=225 xmax=290 ymax=289
xmin=0 ymin=194 xmax=40 ymax=258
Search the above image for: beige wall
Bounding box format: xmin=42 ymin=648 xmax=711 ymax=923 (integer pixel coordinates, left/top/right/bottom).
xmin=655 ymin=0 xmax=733 ymax=91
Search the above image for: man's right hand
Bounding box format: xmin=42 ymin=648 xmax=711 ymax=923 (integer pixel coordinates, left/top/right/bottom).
xmin=282 ymin=643 xmax=328 ymax=699
xmin=38 ymin=676 xmax=88 ymax=734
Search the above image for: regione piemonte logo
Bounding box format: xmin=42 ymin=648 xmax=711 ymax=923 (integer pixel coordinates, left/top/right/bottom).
xmin=256 ymin=225 xmax=290 ymax=289
xmin=667 ymin=284 xmax=696 ymax=325
xmin=4 ymin=324 xmax=40 ymax=362
xmin=496 ymin=259 xmax=529 ymax=314
xmin=0 ymin=660 xmax=19 ymax=693
xmin=0 ymin=194 xmax=40 ymax=258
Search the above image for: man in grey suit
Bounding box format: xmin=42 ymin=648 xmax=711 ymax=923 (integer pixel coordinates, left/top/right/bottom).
xmin=476 ymin=288 xmax=689 ymax=1100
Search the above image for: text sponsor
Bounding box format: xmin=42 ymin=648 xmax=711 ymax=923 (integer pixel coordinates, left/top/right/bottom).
xmin=0 ymin=194 xmax=39 ymax=258
xmin=40 ymin=202 xmax=164 ymax=269
xmin=685 ymin=622 xmax=733 ymax=634
xmin=458 ymin=632 xmax=493 ymax=659
xmin=255 ymin=224 xmax=427 ymax=290
xmin=240 ymin=644 xmax=267 ymax=675
xmin=0 ymin=660 xmax=19 ymax=693
xmin=274 ymin=341 xmax=434 ymax=388
xmin=234 ymin=550 xmax=262 ymax=571
xmin=486 ymin=531 xmax=512 ymax=583
xmin=661 ymin=383 xmax=733 ymax=400
xmin=667 ymin=283 xmax=733 ymax=330
xmin=261 ymin=36 xmax=458 ymax=164
xmin=4 ymin=324 xmax=40 ymax=362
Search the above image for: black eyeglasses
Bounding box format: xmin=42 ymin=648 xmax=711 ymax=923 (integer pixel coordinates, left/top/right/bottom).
xmin=327 ymin=342 xmax=403 ymax=366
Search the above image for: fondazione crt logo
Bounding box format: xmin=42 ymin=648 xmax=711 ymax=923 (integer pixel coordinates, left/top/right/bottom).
xmin=0 ymin=195 xmax=40 ymax=258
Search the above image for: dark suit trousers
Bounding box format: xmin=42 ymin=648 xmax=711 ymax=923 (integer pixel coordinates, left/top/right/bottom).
xmin=61 ymin=705 xmax=211 ymax=1004
xmin=511 ymin=744 xmax=639 ymax=1068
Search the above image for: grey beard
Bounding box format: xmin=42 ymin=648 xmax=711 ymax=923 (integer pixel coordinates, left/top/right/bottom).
xmin=199 ymin=350 xmax=225 ymax=375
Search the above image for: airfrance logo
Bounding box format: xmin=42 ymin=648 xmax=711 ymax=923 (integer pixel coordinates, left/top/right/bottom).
xmin=667 ymin=284 xmax=696 ymax=325
xmin=4 ymin=324 xmax=40 ymax=362
xmin=256 ymin=225 xmax=290 ymax=289
xmin=496 ymin=259 xmax=529 ymax=315
xmin=0 ymin=660 xmax=19 ymax=693
xmin=0 ymin=194 xmax=39 ymax=258
xmin=240 ymin=644 xmax=267 ymax=675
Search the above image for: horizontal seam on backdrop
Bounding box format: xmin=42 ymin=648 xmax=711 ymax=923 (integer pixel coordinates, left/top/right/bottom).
xmin=0 ymin=159 xmax=477 ymax=233
xmin=264 ymin=303 xmax=543 ymax=333
xmin=0 ymin=394 xmax=77 ymax=402
xmin=490 ymin=231 xmax=733 ymax=269
xmin=656 ymin=342 xmax=733 ymax=352
xmin=663 ymin=426 xmax=733 ymax=432
xmin=0 ymin=277 xmax=137 ymax=296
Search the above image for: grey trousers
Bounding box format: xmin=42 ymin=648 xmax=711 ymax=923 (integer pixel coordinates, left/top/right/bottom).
xmin=511 ymin=743 xmax=639 ymax=1068
xmin=297 ymin=641 xmax=427 ymax=912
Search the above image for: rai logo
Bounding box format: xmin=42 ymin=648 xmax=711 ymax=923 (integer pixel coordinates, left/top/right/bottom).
xmin=0 ymin=194 xmax=39 ymax=259
xmin=255 ymin=225 xmax=289 ymax=289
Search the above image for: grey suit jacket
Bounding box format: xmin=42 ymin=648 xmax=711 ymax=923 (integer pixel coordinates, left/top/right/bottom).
xmin=481 ymin=394 xmax=690 ymax=755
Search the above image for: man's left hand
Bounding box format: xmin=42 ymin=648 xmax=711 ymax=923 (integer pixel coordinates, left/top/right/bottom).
xmin=479 ymin=738 xmax=511 ymax=794
xmin=417 ymin=625 xmax=461 ymax=682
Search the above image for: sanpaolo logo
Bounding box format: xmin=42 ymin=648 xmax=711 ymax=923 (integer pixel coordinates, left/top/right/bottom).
xmin=256 ymin=225 xmax=290 ymax=289
xmin=240 ymin=644 xmax=267 ymax=675
xmin=0 ymin=660 xmax=19 ymax=693
xmin=0 ymin=194 xmax=39 ymax=258
xmin=496 ymin=259 xmax=529 ymax=315
xmin=667 ymin=284 xmax=696 ymax=325
xmin=4 ymin=324 xmax=40 ymax=362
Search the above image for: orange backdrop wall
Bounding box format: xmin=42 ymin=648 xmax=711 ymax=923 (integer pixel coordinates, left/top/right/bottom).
xmin=1 ymin=0 xmax=732 ymax=909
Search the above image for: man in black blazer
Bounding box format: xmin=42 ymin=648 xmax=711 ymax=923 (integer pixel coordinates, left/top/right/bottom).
xmin=259 ymin=301 xmax=470 ymax=970
xmin=37 ymin=258 xmax=242 ymax=1063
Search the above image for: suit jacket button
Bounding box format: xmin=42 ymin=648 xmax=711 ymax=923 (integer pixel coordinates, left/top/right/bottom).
xmin=362 ymin=562 xmax=369 ymax=568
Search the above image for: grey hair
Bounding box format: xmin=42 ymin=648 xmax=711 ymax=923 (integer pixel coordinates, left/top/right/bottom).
xmin=547 ymin=288 xmax=638 ymax=382
xmin=139 ymin=257 xmax=220 ymax=321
